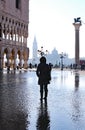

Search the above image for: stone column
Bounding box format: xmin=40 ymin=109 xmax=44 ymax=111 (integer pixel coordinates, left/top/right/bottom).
xmin=15 ymin=28 xmax=17 ymax=43
xmin=0 ymin=55 xmax=3 ymax=71
xmin=23 ymin=59 xmax=28 ymax=69
xmin=6 ymin=53 xmax=10 ymax=67
xmin=13 ymin=53 xmax=17 ymax=70
xmin=19 ymin=54 xmax=23 ymax=69
xmin=73 ymin=22 xmax=81 ymax=66
xmin=13 ymin=57 xmax=16 ymax=72
xmin=0 ymin=24 xmax=2 ymax=40
xmin=8 ymin=26 xmax=10 ymax=40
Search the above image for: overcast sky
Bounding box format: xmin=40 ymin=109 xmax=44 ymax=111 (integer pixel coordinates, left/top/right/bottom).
xmin=28 ymin=0 xmax=85 ymax=58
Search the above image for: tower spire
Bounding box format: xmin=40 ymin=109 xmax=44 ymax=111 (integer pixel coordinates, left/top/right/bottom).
xmin=32 ymin=36 xmax=38 ymax=64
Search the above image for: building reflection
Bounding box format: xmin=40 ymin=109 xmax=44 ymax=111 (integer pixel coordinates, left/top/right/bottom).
xmin=36 ymin=100 xmax=50 ymax=130
xmin=0 ymin=73 xmax=30 ymax=130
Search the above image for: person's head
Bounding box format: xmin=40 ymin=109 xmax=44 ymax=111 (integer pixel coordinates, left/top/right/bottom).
xmin=40 ymin=56 xmax=46 ymax=63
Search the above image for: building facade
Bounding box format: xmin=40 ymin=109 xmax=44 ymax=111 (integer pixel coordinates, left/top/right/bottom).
xmin=0 ymin=0 xmax=29 ymax=70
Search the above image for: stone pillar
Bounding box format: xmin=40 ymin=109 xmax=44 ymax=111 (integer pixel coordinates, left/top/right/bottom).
xmin=6 ymin=53 xmax=10 ymax=67
xmin=8 ymin=26 xmax=10 ymax=40
xmin=13 ymin=55 xmax=17 ymax=70
xmin=15 ymin=28 xmax=17 ymax=43
xmin=19 ymin=54 xmax=23 ymax=69
xmin=0 ymin=55 xmax=3 ymax=71
xmin=73 ymin=21 xmax=81 ymax=66
xmin=23 ymin=59 xmax=28 ymax=69
xmin=0 ymin=24 xmax=2 ymax=40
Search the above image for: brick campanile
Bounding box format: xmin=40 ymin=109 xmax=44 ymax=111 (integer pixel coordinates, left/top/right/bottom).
xmin=73 ymin=18 xmax=82 ymax=66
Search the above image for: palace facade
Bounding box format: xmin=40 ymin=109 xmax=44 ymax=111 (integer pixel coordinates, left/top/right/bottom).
xmin=0 ymin=0 xmax=29 ymax=70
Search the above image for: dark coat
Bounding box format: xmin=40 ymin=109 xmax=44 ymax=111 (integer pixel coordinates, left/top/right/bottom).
xmin=36 ymin=63 xmax=51 ymax=85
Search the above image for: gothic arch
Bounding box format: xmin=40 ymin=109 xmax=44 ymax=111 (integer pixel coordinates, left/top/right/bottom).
xmin=0 ymin=0 xmax=29 ymax=71
xmin=2 ymin=48 xmax=11 ymax=68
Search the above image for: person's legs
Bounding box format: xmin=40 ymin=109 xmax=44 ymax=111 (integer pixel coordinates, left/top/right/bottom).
xmin=40 ymin=84 xmax=43 ymax=100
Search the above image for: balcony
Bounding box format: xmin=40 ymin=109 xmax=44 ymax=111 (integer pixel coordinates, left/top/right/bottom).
xmin=0 ymin=38 xmax=27 ymax=47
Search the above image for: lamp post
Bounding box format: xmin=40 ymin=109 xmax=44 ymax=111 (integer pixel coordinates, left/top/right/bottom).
xmin=38 ymin=46 xmax=48 ymax=57
xmin=60 ymin=52 xmax=66 ymax=70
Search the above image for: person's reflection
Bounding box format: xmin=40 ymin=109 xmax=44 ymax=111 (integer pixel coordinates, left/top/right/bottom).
xmin=75 ymin=72 xmax=79 ymax=91
xmin=36 ymin=99 xmax=50 ymax=130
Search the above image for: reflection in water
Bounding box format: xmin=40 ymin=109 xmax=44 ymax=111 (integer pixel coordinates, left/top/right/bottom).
xmin=0 ymin=73 xmax=29 ymax=130
xmin=60 ymin=71 xmax=67 ymax=85
xmin=0 ymin=110 xmax=28 ymax=130
xmin=71 ymin=94 xmax=81 ymax=122
xmin=36 ymin=99 xmax=50 ymax=130
xmin=71 ymin=72 xmax=81 ymax=122
xmin=75 ymin=72 xmax=79 ymax=91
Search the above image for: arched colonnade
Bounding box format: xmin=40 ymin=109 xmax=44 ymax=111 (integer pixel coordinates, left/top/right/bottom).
xmin=0 ymin=46 xmax=29 ymax=71
xmin=0 ymin=13 xmax=29 ymax=71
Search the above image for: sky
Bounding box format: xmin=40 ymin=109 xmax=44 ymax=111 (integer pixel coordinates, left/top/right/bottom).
xmin=28 ymin=0 xmax=85 ymax=58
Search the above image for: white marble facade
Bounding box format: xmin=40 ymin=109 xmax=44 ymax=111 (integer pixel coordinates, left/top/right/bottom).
xmin=0 ymin=0 xmax=29 ymax=70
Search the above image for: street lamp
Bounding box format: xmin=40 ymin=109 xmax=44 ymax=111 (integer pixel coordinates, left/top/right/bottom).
xmin=60 ymin=52 xmax=66 ymax=70
xmin=38 ymin=46 xmax=48 ymax=57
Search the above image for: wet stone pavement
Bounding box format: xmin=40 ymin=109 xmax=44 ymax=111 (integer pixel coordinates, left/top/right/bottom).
xmin=0 ymin=69 xmax=85 ymax=130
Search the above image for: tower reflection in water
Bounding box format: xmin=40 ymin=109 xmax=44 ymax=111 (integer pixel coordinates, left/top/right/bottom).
xmin=75 ymin=72 xmax=79 ymax=91
xmin=71 ymin=72 xmax=81 ymax=122
xmin=36 ymin=99 xmax=50 ymax=130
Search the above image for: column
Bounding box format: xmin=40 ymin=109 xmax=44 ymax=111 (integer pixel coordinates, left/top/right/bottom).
xmin=6 ymin=53 xmax=10 ymax=68
xmin=15 ymin=28 xmax=17 ymax=43
xmin=0 ymin=55 xmax=3 ymax=71
xmin=13 ymin=55 xmax=17 ymax=70
xmin=73 ymin=18 xmax=82 ymax=67
xmin=23 ymin=59 xmax=28 ymax=69
xmin=19 ymin=54 xmax=23 ymax=69
xmin=0 ymin=24 xmax=2 ymax=40
xmin=4 ymin=25 xmax=7 ymax=40
xmin=8 ymin=26 xmax=10 ymax=40
xmin=11 ymin=28 xmax=13 ymax=41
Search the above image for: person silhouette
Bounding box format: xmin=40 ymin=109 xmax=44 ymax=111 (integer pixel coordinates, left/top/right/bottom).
xmin=36 ymin=56 xmax=51 ymax=100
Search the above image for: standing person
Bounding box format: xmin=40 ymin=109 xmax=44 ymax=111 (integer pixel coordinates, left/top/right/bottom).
xmin=36 ymin=56 xmax=51 ymax=100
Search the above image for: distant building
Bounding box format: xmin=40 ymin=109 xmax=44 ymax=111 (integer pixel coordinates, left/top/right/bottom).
xmin=32 ymin=36 xmax=38 ymax=65
xmin=46 ymin=48 xmax=60 ymax=66
xmin=28 ymin=37 xmax=75 ymax=67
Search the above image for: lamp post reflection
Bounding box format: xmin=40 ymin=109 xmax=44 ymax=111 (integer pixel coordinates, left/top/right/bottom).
xmin=60 ymin=52 xmax=66 ymax=70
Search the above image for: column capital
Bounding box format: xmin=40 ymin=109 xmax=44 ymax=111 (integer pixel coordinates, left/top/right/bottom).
xmin=73 ymin=23 xmax=82 ymax=30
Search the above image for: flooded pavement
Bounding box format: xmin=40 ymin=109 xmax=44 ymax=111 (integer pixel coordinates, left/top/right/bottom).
xmin=0 ymin=69 xmax=85 ymax=130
